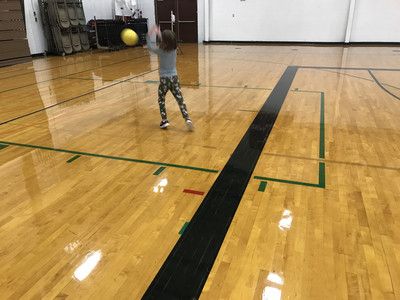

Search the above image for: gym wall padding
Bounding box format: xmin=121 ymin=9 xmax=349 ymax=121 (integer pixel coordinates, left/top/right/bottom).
xmin=0 ymin=0 xmax=31 ymax=67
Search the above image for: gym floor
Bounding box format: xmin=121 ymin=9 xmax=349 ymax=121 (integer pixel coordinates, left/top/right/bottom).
xmin=1 ymin=44 xmax=400 ymax=299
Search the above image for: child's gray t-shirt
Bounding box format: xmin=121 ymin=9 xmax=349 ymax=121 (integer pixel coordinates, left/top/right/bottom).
xmin=146 ymin=36 xmax=177 ymax=78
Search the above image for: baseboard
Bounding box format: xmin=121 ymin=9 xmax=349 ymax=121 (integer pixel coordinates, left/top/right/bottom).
xmin=203 ymin=40 xmax=400 ymax=47
xmin=32 ymin=53 xmax=45 ymax=57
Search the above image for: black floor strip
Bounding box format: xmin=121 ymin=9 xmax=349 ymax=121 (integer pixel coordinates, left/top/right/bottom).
xmin=142 ymin=66 xmax=298 ymax=300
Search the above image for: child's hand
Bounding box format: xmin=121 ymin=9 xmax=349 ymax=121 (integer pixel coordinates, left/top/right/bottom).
xmin=148 ymin=25 xmax=160 ymax=36
xmin=155 ymin=25 xmax=161 ymax=37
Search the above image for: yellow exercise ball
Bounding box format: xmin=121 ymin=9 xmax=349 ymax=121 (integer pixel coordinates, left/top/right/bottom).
xmin=121 ymin=28 xmax=138 ymax=46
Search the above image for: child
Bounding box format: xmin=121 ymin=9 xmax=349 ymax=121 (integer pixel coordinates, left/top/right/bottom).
xmin=146 ymin=25 xmax=194 ymax=131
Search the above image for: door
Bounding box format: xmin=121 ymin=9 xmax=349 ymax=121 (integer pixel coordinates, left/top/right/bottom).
xmin=155 ymin=0 xmax=176 ymax=36
xmin=155 ymin=0 xmax=198 ymax=43
xmin=177 ymin=0 xmax=197 ymax=43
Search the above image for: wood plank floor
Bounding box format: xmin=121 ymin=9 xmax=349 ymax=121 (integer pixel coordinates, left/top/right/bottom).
xmin=1 ymin=44 xmax=400 ymax=299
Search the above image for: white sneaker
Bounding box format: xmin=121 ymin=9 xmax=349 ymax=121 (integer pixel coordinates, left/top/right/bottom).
xmin=185 ymin=118 xmax=195 ymax=131
xmin=160 ymin=120 xmax=170 ymax=129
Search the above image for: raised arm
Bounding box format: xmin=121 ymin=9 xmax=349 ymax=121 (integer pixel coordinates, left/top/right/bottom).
xmin=147 ymin=25 xmax=162 ymax=54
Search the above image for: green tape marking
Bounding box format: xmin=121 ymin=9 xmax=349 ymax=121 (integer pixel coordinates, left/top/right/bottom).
xmin=292 ymin=90 xmax=325 ymax=158
xmin=129 ymin=80 xmax=271 ymax=90
xmin=319 ymin=92 xmax=325 ymax=159
xmin=62 ymin=78 xmax=275 ymax=91
xmin=153 ymin=166 xmax=166 ymax=175
xmin=179 ymin=222 xmax=189 ymax=235
xmin=67 ymin=155 xmax=81 ymax=163
xmin=63 ymin=76 xmax=118 ymax=83
xmin=0 ymin=144 xmax=9 ymax=150
xmin=202 ymin=84 xmax=270 ymax=90
xmin=320 ymin=69 xmax=400 ymax=91
xmin=258 ymin=181 xmax=268 ymax=192
xmin=291 ymin=89 xmax=321 ymax=94
xmin=319 ymin=162 xmax=325 ymax=188
xmin=238 ymin=109 xmax=258 ymax=112
xmin=181 ymin=83 xmax=201 ymax=87
xmin=254 ymin=162 xmax=325 ymax=189
xmin=254 ymin=176 xmax=321 ymax=188
xmin=254 ymin=90 xmax=326 ymax=189
xmin=0 ymin=141 xmax=218 ymax=174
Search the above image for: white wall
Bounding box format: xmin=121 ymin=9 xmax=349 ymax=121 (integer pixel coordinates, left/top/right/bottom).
xmin=209 ymin=0 xmax=351 ymax=42
xmin=83 ymin=0 xmax=114 ymax=20
xmin=140 ymin=0 xmax=155 ymax=41
xmin=24 ymin=0 xmax=47 ymax=54
xmin=197 ymin=0 xmax=205 ymax=43
xmin=207 ymin=0 xmax=400 ymax=43
xmin=350 ymin=0 xmax=400 ymax=42
xmin=23 ymin=0 xmax=400 ymax=55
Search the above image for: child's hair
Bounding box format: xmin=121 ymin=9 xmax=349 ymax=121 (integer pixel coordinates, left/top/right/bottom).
xmin=159 ymin=30 xmax=177 ymax=51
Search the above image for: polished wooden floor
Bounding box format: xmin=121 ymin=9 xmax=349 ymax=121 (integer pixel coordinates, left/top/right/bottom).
xmin=1 ymin=44 xmax=400 ymax=299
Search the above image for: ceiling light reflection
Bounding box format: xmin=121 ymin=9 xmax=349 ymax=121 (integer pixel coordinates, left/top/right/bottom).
xmin=262 ymin=287 xmax=281 ymax=300
xmin=64 ymin=241 xmax=81 ymax=253
xmin=279 ymin=210 xmax=293 ymax=230
xmin=154 ymin=178 xmax=168 ymax=193
xmin=267 ymin=273 xmax=284 ymax=285
xmin=73 ymin=250 xmax=102 ymax=281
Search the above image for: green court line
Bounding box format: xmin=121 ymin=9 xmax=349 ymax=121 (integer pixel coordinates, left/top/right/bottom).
xmin=254 ymin=90 xmax=326 ymax=189
xmin=254 ymin=177 xmax=319 ymax=188
xmin=63 ymin=76 xmax=121 ymax=83
xmin=320 ymin=69 xmax=374 ymax=82
xmin=67 ymin=77 xmax=202 ymax=87
xmin=319 ymin=69 xmax=400 ymax=91
xmin=0 ymin=144 xmax=9 ymax=150
xmin=0 ymin=141 xmax=219 ymax=174
xmin=290 ymin=89 xmax=321 ymax=94
xmin=258 ymin=181 xmax=267 ymax=192
xmin=179 ymin=222 xmax=189 ymax=235
xmin=188 ymin=84 xmax=270 ymax=90
xmin=319 ymin=92 xmax=325 ymax=159
xmin=289 ymin=90 xmax=325 ymax=158
xmin=0 ymin=54 xmax=150 ymax=94
xmin=66 ymin=155 xmax=81 ymax=163
xmin=238 ymin=109 xmax=258 ymax=112
xmin=184 ymin=83 xmax=201 ymax=87
xmin=254 ymin=162 xmax=325 ymax=188
xmin=129 ymin=79 xmax=271 ymax=90
xmin=65 ymin=77 xmax=272 ymax=91
xmin=383 ymin=82 xmax=400 ymax=91
xmin=0 ymin=57 xmax=104 ymax=81
xmin=153 ymin=166 xmax=166 ymax=175
xmin=319 ymin=162 xmax=326 ymax=188
xmin=1 ymin=69 xmax=159 ymax=126
xmin=0 ymin=78 xmax=63 ymax=95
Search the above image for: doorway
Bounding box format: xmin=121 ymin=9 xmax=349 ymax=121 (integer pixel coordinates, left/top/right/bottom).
xmin=154 ymin=0 xmax=198 ymax=43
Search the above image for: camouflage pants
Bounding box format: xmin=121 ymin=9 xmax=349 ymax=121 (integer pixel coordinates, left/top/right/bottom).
xmin=158 ymin=76 xmax=189 ymax=121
